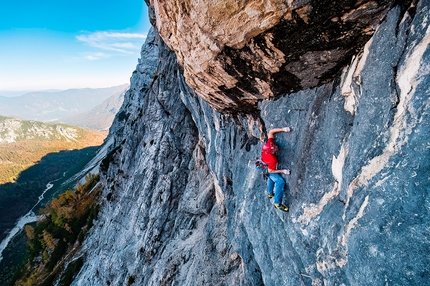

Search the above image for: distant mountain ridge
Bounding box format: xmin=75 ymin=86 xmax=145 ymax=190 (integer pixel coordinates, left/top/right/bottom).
xmin=0 ymin=84 xmax=128 ymax=123
xmin=57 ymin=89 xmax=125 ymax=131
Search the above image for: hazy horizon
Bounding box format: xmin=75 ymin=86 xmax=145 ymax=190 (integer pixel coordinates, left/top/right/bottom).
xmin=0 ymin=83 xmax=129 ymax=97
xmin=0 ymin=1 xmax=151 ymax=91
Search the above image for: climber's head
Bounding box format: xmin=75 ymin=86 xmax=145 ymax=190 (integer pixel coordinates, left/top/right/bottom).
xmin=262 ymin=141 xmax=278 ymax=154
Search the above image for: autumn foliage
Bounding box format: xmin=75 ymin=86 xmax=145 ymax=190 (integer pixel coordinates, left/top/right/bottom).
xmin=13 ymin=173 xmax=101 ymax=286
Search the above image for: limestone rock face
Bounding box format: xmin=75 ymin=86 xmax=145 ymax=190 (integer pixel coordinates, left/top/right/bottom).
xmin=72 ymin=1 xmax=429 ymax=285
xmin=147 ymin=0 xmax=410 ymax=112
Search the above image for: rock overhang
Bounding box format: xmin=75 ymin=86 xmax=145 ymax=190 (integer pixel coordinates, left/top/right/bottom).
xmin=146 ymin=0 xmax=412 ymax=113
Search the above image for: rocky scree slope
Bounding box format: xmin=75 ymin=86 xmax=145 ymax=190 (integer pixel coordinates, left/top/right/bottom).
xmin=73 ymin=1 xmax=429 ymax=286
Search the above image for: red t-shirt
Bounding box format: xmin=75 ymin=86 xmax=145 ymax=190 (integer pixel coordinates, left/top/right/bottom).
xmin=262 ymin=138 xmax=278 ymax=170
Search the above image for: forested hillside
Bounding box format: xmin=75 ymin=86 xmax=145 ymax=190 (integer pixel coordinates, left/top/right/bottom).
xmin=0 ymin=116 xmax=106 ymax=285
xmin=8 ymin=174 xmax=101 ymax=286
xmin=0 ymin=115 xmax=105 ymax=184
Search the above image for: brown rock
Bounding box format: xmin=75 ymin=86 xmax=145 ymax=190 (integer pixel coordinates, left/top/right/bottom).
xmin=147 ymin=0 xmax=405 ymax=112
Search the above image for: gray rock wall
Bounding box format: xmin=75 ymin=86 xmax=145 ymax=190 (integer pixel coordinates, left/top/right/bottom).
xmin=73 ymin=1 xmax=429 ymax=285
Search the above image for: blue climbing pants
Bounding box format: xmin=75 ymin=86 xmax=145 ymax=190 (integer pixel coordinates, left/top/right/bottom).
xmin=267 ymin=173 xmax=285 ymax=205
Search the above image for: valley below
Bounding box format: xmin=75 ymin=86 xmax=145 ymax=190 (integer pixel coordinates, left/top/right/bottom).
xmin=0 ymin=84 xmax=125 ymax=285
xmin=0 ymin=116 xmax=107 ymax=284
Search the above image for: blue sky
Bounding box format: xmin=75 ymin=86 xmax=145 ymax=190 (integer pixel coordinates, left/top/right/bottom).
xmin=0 ymin=1 xmax=151 ymax=92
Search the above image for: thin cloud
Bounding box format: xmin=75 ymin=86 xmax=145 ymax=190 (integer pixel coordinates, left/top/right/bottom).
xmin=76 ymin=31 xmax=146 ymax=55
xmin=84 ymin=52 xmax=110 ymax=61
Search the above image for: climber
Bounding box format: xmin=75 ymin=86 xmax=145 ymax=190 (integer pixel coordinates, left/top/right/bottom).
xmin=261 ymin=127 xmax=291 ymax=212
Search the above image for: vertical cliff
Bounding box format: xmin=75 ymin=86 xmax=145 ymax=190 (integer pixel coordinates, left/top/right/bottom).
xmin=72 ymin=1 xmax=428 ymax=285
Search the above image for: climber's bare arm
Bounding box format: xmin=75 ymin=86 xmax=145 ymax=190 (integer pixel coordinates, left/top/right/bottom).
xmin=268 ymin=168 xmax=290 ymax=175
xmin=268 ymin=127 xmax=291 ymax=139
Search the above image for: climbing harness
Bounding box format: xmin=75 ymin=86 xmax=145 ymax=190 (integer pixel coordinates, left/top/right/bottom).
xmin=255 ymin=160 xmax=269 ymax=174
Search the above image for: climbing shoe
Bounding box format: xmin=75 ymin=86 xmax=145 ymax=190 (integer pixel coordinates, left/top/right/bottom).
xmin=274 ymin=204 xmax=289 ymax=212
xmin=267 ymin=193 xmax=274 ymax=199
